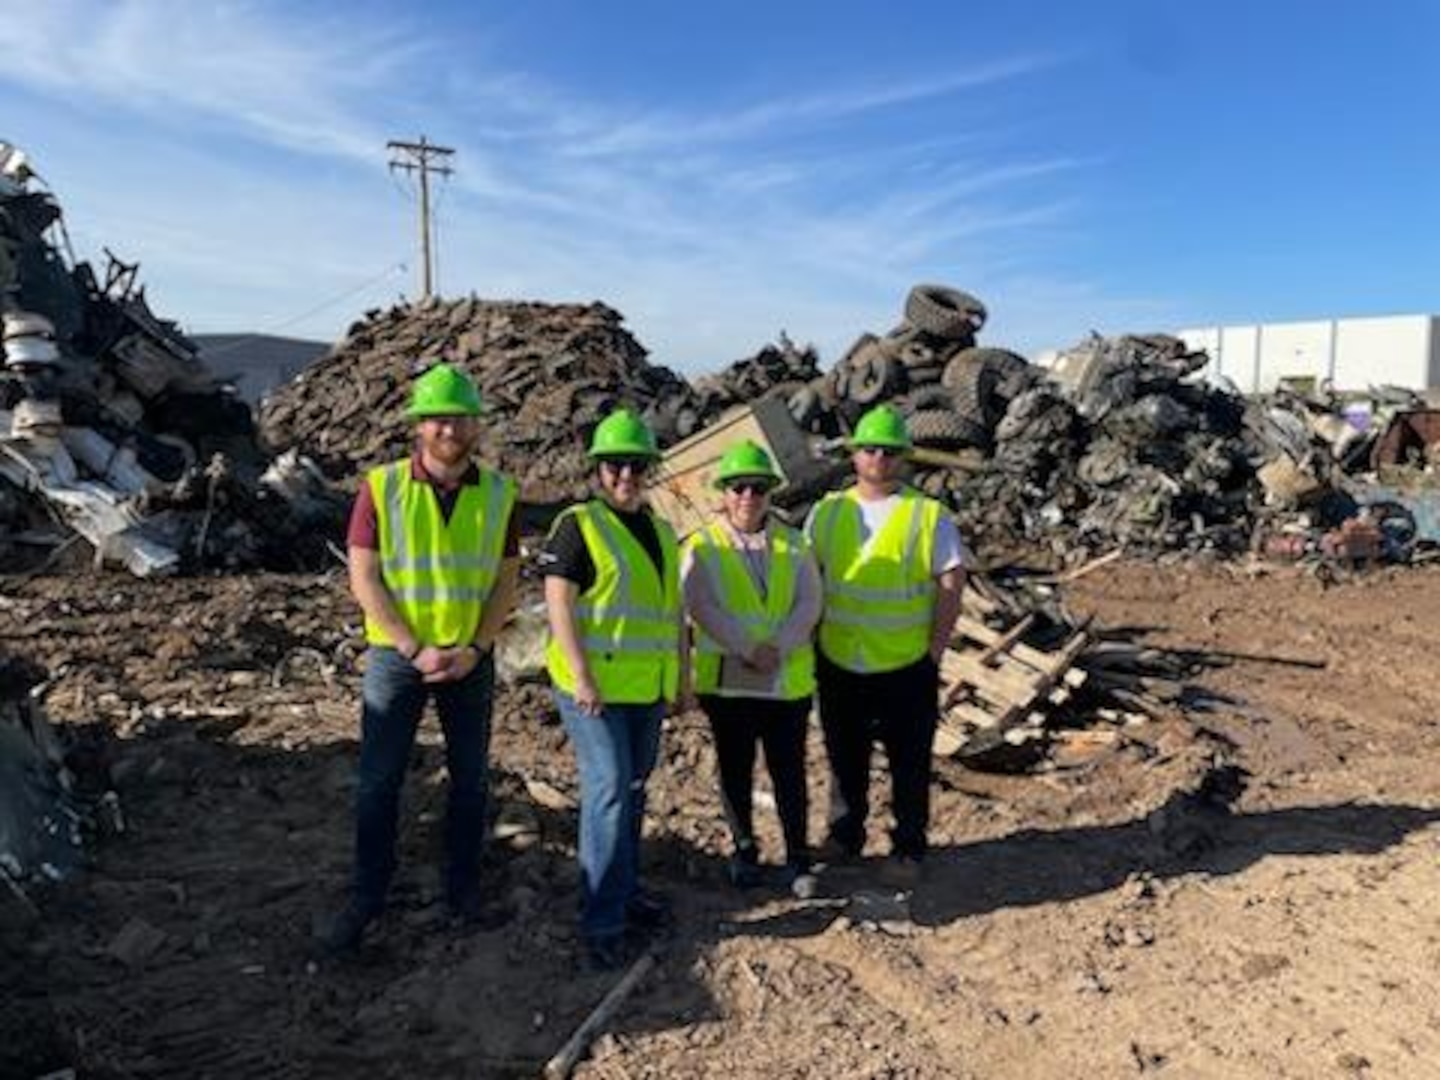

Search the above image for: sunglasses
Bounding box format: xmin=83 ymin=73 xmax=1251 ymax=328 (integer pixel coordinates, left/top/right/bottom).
xmin=724 ymin=480 xmax=774 ymax=496
xmin=856 ymin=445 xmax=904 ymax=458
xmin=599 ymin=457 xmax=651 ymax=476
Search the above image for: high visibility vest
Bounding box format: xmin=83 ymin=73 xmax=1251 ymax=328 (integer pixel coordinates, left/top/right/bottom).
xmin=545 ymin=500 xmax=681 ymax=705
xmin=685 ymin=519 xmax=816 ymax=701
xmin=364 ymin=460 xmax=517 ymax=648
xmin=810 ymin=487 xmax=941 ymax=674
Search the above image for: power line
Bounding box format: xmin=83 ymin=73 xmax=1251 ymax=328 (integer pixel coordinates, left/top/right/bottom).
xmin=197 ymin=259 xmax=409 ymax=359
xmin=386 ymin=136 xmax=454 ymax=300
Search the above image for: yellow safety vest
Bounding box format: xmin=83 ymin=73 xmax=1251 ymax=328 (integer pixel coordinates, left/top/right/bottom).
xmin=685 ymin=519 xmax=816 ymax=701
xmin=545 ymin=500 xmax=682 ymax=705
xmin=364 ymin=460 xmax=517 ymax=648
xmin=810 ymin=487 xmax=941 ymax=674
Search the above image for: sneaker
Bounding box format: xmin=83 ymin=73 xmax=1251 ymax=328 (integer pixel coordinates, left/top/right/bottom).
xmin=626 ymin=887 xmax=673 ymax=930
xmin=317 ymin=900 xmax=380 ymax=954
xmin=585 ymin=933 xmax=629 ymax=973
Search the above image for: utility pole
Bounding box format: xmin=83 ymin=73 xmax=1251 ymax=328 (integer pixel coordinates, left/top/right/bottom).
xmin=386 ymin=136 xmax=454 ymax=300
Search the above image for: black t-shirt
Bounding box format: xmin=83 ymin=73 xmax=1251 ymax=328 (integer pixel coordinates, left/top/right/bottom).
xmin=539 ymin=501 xmax=663 ymax=592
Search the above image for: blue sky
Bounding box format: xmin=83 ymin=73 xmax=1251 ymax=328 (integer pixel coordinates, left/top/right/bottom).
xmin=2 ymin=0 xmax=1438 ymax=373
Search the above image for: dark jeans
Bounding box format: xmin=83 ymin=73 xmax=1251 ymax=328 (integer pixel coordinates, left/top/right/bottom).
xmin=816 ymin=651 xmax=938 ymax=860
xmin=352 ymin=646 xmax=495 ymax=912
xmin=556 ymin=691 xmax=664 ymax=942
xmin=698 ymin=694 xmax=810 ymax=868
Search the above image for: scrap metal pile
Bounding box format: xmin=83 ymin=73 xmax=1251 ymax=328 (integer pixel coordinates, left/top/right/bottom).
xmin=741 ymin=288 xmax=1426 ymax=566
xmin=0 ymin=142 xmax=345 ymax=575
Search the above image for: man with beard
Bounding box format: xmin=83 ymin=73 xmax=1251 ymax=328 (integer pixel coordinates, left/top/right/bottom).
xmin=322 ymin=362 xmax=520 ymax=952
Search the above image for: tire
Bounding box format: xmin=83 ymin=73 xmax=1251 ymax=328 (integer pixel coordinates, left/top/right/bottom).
xmin=904 ymin=285 xmax=988 ymax=340
xmin=943 ymin=347 xmax=1031 ymax=426
xmin=847 ymin=352 xmax=902 ymax=406
xmin=904 ymin=386 xmax=955 ymax=413
xmin=837 ymin=333 xmax=881 ymax=370
xmin=898 ymin=340 xmax=937 ymax=368
xmin=907 ymin=407 xmax=987 ymax=449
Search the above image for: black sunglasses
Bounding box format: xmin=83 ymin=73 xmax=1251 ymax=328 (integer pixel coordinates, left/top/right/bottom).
xmin=724 ymin=480 xmax=774 ymax=496
xmin=599 ymin=457 xmax=651 ymax=475
xmin=856 ymin=445 xmax=903 ymax=458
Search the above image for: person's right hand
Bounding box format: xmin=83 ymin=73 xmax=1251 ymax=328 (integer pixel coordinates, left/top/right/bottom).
xmin=574 ymin=671 xmax=604 ymax=717
xmin=747 ymin=643 xmax=781 ymax=674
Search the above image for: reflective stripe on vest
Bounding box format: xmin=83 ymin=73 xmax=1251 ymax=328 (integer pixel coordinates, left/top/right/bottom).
xmin=811 ymin=488 xmax=940 ymax=674
xmin=685 ymin=520 xmax=816 ymax=701
xmin=545 ymin=500 xmax=681 ymax=705
xmin=364 ymin=460 xmax=517 ymax=648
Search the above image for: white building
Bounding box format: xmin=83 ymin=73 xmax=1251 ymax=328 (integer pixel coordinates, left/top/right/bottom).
xmin=1176 ymin=314 xmax=1440 ymax=394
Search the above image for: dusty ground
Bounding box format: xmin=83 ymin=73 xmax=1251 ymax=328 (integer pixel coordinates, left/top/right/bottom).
xmin=3 ymin=561 xmax=1440 ymax=1079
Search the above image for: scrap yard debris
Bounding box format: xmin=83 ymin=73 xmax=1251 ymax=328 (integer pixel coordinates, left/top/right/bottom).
xmin=258 ymin=296 xmax=823 ymax=505
xmin=0 ymin=142 xmax=345 ymax=576
xmin=5 ymin=130 xmax=1433 ymax=582
xmin=933 ymin=570 xmax=1326 ymax=769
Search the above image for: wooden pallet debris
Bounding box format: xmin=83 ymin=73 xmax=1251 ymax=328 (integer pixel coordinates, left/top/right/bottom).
xmin=931 ymin=575 xmax=1277 ymax=771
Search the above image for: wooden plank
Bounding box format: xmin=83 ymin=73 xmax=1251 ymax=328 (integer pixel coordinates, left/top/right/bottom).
xmin=976 ymin=614 xmax=1036 ymax=666
xmin=932 ymin=720 xmax=966 ymax=757
xmin=944 ymin=652 xmax=1043 ymax=707
xmin=952 ymin=617 xmax=1065 ymax=675
xmin=944 ymin=701 xmax=1006 ymax=730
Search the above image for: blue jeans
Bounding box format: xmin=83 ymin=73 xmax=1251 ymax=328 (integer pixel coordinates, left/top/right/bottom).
xmin=556 ymin=691 xmax=664 ymax=942
xmin=352 ymin=646 xmax=495 ymax=911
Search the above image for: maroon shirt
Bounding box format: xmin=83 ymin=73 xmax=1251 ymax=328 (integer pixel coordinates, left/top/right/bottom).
xmin=347 ymin=456 xmax=520 ymax=555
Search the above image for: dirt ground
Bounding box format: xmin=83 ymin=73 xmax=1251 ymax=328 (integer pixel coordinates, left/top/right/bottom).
xmin=3 ymin=560 xmax=1440 ymax=1079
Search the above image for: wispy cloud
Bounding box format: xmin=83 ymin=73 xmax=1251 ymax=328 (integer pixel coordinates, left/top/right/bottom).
xmin=554 ymin=54 xmax=1061 ymax=157
xmin=0 ymin=0 xmax=415 ymax=159
xmin=0 ymin=2 xmax=1129 ymax=368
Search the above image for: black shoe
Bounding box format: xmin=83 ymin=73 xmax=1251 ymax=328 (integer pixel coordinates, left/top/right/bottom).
xmin=816 ymin=836 xmax=862 ymax=866
xmin=585 ymin=934 xmax=629 ymax=973
xmin=317 ymin=900 xmax=380 ymax=954
xmin=626 ymin=887 xmax=673 ymax=930
xmin=727 ymin=854 xmax=764 ymax=889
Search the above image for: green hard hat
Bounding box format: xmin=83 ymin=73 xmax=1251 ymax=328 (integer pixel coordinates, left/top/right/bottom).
xmin=847 ymin=403 xmax=912 ymax=451
xmin=588 ymin=407 xmax=659 ymax=459
xmin=406 ymin=362 xmax=482 ymax=418
xmin=714 ymin=439 xmax=781 ymax=488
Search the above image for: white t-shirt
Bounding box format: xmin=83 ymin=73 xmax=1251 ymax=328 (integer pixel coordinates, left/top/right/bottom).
xmin=805 ymin=492 xmax=970 ymax=577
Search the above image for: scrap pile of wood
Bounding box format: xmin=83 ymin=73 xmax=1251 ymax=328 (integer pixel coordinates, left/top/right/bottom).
xmin=935 ymin=564 xmax=1293 ymax=771
xmin=258 ymin=297 xmax=826 ymax=505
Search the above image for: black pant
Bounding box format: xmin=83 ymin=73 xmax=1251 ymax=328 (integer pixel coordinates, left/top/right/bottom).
xmin=699 ymin=694 xmax=811 ymax=868
xmin=816 ymin=652 xmax=938 ymax=860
